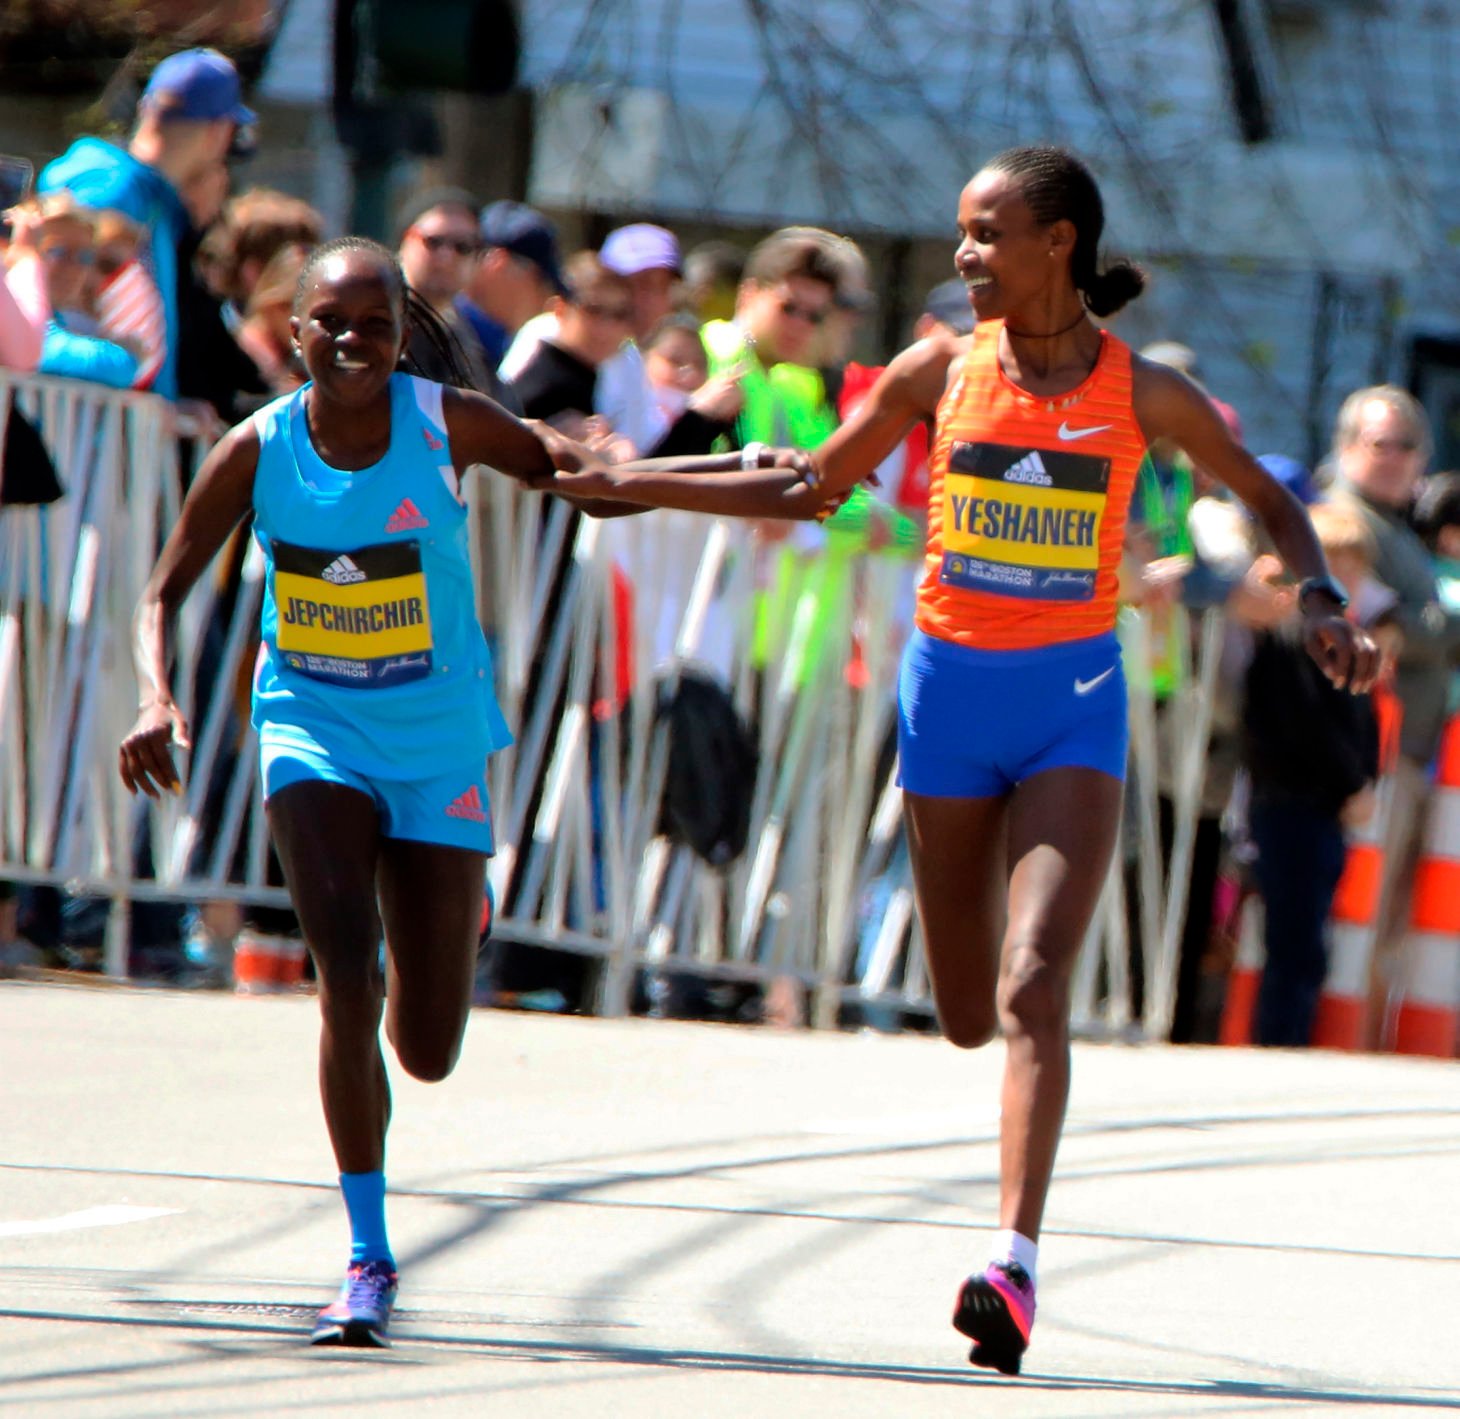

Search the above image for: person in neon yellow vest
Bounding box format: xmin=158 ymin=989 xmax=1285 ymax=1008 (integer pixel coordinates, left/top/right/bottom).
xmin=700 ymin=231 xmax=917 ymax=682
xmin=700 ymin=230 xmax=841 ymax=453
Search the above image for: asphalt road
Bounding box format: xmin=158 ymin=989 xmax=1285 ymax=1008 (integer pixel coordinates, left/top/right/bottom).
xmin=2 ymin=980 xmax=1457 ymax=1417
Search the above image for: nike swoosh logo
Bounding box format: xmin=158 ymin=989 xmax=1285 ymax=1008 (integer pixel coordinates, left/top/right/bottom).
xmin=1057 ymin=421 xmax=1113 ymax=441
xmin=1074 ymin=666 xmax=1116 ymax=695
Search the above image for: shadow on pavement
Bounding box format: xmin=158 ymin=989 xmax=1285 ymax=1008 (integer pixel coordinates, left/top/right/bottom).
xmin=1 ymin=1303 xmax=1458 ymax=1411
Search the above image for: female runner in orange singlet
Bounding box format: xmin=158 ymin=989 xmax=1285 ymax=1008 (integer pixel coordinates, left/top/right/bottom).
xmin=538 ymin=147 xmax=1378 ymax=1374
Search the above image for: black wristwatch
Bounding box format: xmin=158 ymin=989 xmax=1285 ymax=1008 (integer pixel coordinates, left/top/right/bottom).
xmin=1298 ymin=574 xmax=1349 ymax=615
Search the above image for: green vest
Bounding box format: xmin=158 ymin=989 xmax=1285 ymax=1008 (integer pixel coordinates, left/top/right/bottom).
xmin=1136 ymin=452 xmax=1195 ymax=561
xmin=701 ymin=319 xmax=838 ymax=450
xmin=699 ymin=320 xmax=919 ymax=548
xmin=1131 ymin=452 xmax=1195 ymax=697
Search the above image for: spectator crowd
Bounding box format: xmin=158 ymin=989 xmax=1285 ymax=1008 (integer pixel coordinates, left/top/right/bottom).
xmin=4 ymin=46 xmax=1460 ymax=1055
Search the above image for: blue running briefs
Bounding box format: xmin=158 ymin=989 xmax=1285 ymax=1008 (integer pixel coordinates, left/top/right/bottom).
xmin=897 ymin=627 xmax=1127 ymax=798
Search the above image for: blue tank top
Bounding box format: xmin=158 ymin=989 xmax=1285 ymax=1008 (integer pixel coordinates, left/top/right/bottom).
xmin=250 ymin=372 xmax=512 ymax=779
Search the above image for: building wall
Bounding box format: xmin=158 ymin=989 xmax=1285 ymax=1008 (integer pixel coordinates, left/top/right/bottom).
xmin=518 ymin=0 xmax=1460 ymax=460
xmin=6 ymin=0 xmax=1458 ymax=461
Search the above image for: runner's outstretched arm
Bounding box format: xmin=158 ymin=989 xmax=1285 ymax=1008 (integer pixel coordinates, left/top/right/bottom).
xmin=1133 ymin=358 xmax=1380 ymax=693
xmin=536 ymin=336 xmax=963 ymax=520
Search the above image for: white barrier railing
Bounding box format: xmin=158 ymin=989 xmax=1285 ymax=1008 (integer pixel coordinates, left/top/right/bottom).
xmin=0 ymin=375 xmax=270 ymax=972
xmin=0 ymin=371 xmax=1216 ymax=1036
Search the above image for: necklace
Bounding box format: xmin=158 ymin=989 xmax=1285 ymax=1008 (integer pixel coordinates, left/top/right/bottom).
xmin=1004 ymin=309 xmax=1088 ymax=340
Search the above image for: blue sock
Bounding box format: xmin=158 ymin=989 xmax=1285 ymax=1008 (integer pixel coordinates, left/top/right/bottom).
xmin=339 ymin=1171 xmax=394 ymax=1268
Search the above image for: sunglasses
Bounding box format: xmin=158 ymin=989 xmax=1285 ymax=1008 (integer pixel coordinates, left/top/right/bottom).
xmin=578 ymin=300 xmax=633 ymax=323
xmin=779 ymin=298 xmax=829 ymax=326
xmin=415 ymin=231 xmax=480 ymax=257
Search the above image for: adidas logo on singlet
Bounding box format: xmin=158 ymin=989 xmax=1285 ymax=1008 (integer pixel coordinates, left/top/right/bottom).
xmin=385 ymin=498 xmax=429 ymax=532
xmin=320 ymin=555 xmax=367 ymax=586
xmin=1002 ymin=451 xmax=1054 ymax=487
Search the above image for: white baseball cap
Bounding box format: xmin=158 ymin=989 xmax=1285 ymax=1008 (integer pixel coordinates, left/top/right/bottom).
xmin=600 ymin=224 xmax=682 ymax=276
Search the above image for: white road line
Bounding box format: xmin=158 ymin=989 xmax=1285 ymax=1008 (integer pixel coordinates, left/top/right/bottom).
xmin=0 ymin=1205 xmax=179 ymax=1237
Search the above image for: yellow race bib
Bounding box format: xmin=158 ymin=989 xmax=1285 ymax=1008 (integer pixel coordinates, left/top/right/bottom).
xmin=939 ymin=440 xmax=1109 ymax=602
xmin=273 ymin=538 xmax=434 ymax=688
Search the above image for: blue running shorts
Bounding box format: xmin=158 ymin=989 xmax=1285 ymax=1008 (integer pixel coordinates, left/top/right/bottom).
xmin=259 ymin=722 xmax=495 ymax=855
xmin=897 ymin=627 xmax=1128 ymax=799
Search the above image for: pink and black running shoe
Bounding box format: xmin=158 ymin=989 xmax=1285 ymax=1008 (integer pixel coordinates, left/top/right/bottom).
xmin=952 ymin=1259 xmax=1035 ymax=1376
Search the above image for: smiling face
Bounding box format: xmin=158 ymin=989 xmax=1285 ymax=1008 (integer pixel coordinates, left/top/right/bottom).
xmin=953 ymin=169 xmax=1075 ymax=324
xmin=290 ymin=251 xmax=407 ymax=408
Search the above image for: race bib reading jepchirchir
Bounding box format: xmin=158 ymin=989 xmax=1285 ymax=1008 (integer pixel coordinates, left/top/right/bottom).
xmin=273 ymin=538 xmax=434 ymax=687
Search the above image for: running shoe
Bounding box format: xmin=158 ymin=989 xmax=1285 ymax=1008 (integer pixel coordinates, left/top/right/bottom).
xmin=310 ymin=1259 xmax=399 ymax=1348
xmin=952 ymin=1260 xmax=1035 ymax=1376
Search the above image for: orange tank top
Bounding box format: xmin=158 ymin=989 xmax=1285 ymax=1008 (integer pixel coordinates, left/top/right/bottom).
xmin=917 ymin=320 xmax=1147 ymax=651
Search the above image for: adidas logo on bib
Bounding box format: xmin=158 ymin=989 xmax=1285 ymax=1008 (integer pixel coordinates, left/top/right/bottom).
xmin=320 ymin=555 xmax=367 ymax=586
xmin=1003 ymin=451 xmax=1053 ymax=487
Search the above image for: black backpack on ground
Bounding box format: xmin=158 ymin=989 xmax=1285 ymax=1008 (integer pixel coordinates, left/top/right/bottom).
xmin=655 ymin=666 xmax=758 ymax=867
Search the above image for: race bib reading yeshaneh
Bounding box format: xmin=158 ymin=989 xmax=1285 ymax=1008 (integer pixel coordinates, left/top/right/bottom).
xmin=273 ymin=538 xmax=434 ymax=688
xmin=939 ymin=440 xmax=1110 ymax=601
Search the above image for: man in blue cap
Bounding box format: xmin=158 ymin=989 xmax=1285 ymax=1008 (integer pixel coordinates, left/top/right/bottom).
xmin=460 ymin=201 xmax=567 ymax=368
xmin=39 ymin=48 xmax=256 ymax=399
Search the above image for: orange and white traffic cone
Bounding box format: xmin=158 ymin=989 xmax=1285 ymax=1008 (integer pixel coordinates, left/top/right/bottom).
xmin=1387 ymin=776 xmax=1460 ymax=1057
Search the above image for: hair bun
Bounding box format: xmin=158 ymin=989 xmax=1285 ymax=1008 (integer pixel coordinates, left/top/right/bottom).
xmin=1083 ymin=259 xmax=1146 ymax=317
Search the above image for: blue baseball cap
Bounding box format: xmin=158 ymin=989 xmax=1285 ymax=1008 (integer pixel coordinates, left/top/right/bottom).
xmin=1258 ymin=453 xmax=1318 ymax=506
xmin=479 ymin=200 xmax=567 ymax=295
xmin=141 ymin=48 xmax=256 ymax=126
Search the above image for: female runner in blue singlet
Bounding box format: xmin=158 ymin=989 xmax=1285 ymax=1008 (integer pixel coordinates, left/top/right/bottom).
xmin=119 ymin=238 xmax=566 ymax=1347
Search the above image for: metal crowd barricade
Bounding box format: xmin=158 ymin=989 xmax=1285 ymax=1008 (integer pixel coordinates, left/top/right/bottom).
xmin=1 ymin=368 xmax=1217 ymax=1038
xmin=0 ymin=373 xmax=282 ymax=978
xmin=469 ymin=481 xmax=1224 ymax=1037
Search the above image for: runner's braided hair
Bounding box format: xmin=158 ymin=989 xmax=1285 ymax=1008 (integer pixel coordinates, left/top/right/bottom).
xmin=984 ymin=147 xmax=1146 ymax=318
xmin=294 ymin=235 xmax=480 ymax=388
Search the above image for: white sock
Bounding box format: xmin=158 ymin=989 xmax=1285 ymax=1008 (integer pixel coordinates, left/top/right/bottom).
xmin=989 ymin=1228 xmax=1038 ymax=1287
